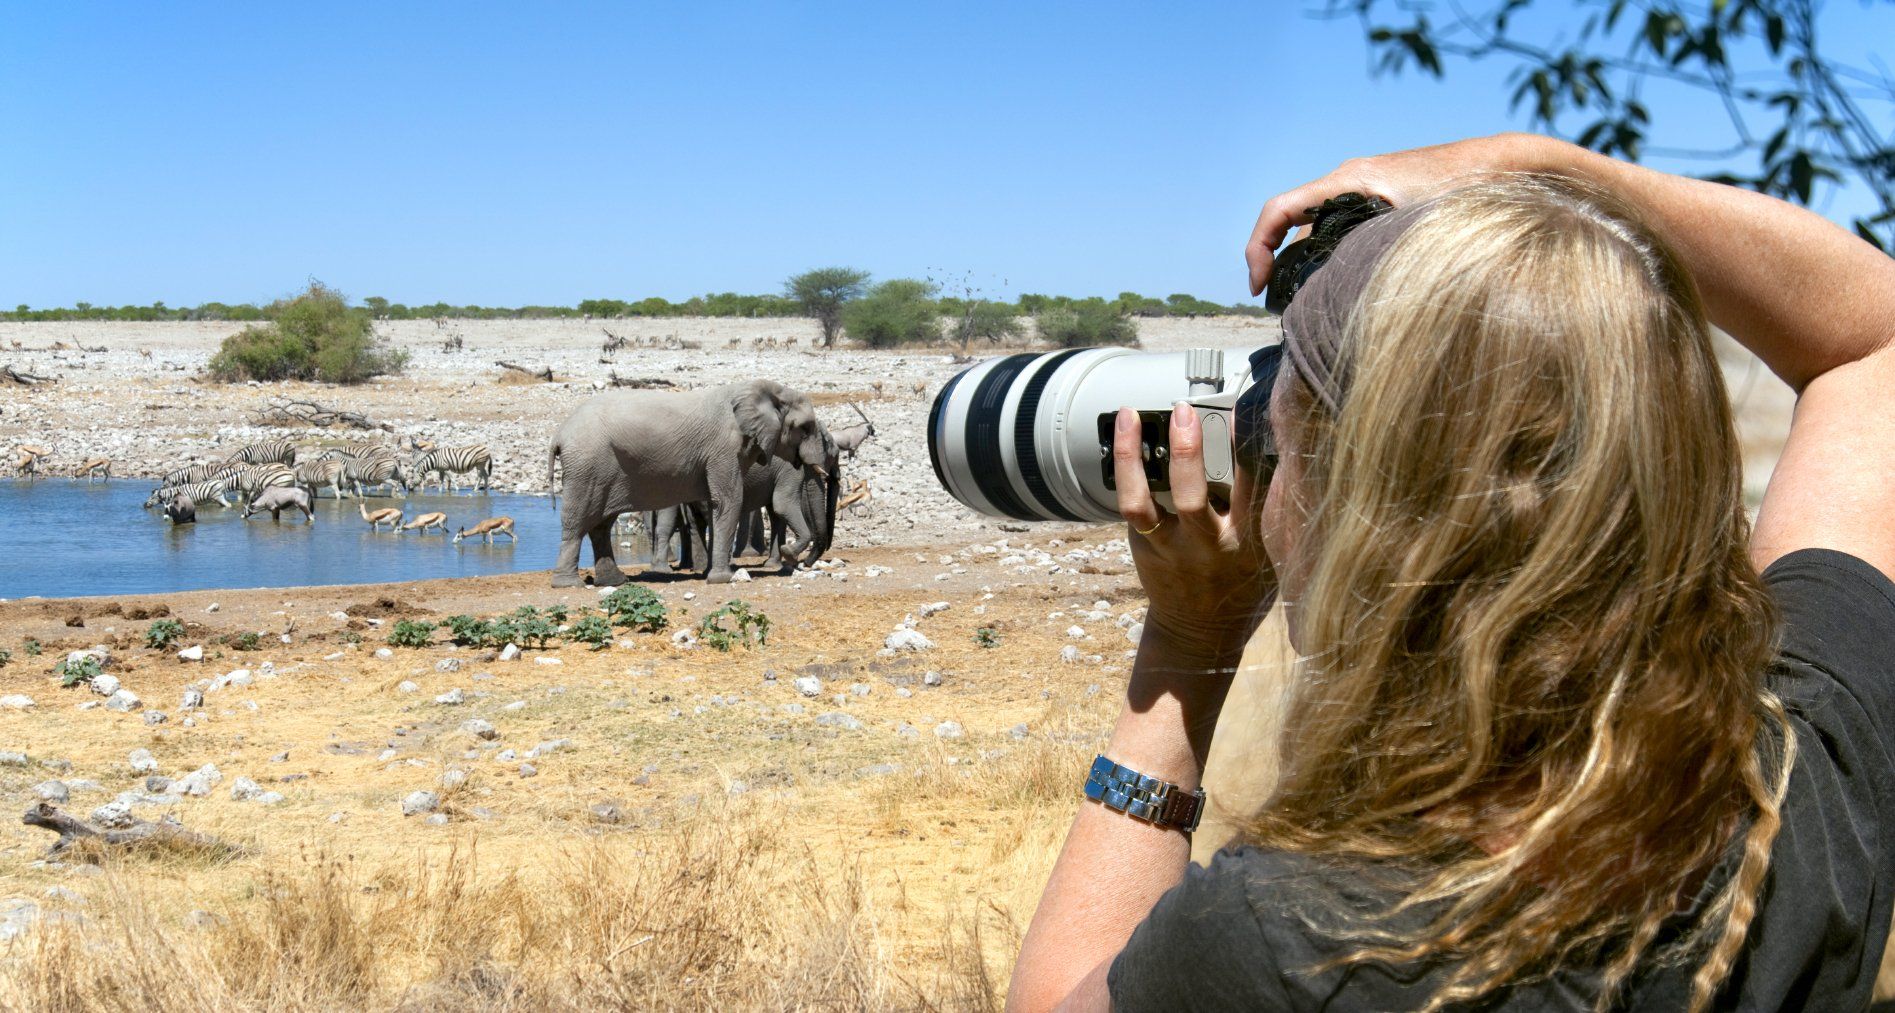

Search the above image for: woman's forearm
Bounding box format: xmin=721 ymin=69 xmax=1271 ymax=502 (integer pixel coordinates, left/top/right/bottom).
xmin=1524 ymin=135 xmax=1895 ymax=392
xmin=1005 ymin=627 xmax=1246 ymax=1013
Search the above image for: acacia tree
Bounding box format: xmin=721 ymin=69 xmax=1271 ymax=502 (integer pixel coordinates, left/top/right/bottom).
xmin=1329 ymin=0 xmax=1895 ymax=252
xmin=785 ymin=267 xmax=870 ymax=347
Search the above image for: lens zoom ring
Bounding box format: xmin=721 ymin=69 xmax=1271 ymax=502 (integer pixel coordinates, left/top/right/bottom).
xmin=965 ymin=354 xmax=1040 ymax=522
xmin=1012 ymin=349 xmax=1086 ymax=522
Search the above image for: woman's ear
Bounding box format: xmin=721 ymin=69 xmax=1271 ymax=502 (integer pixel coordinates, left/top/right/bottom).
xmin=734 ymin=381 xmax=785 ymax=463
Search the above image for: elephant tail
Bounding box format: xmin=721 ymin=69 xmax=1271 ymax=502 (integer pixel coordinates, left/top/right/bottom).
xmin=547 ymin=440 xmax=561 ymax=510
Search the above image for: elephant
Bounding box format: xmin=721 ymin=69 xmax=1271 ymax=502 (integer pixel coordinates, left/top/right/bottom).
xmin=650 ymin=428 xmax=840 ymax=574
xmin=548 ymin=380 xmax=829 ymax=586
xmin=242 ymin=486 xmax=315 ymax=523
xmin=647 ymin=502 xmax=711 ymax=574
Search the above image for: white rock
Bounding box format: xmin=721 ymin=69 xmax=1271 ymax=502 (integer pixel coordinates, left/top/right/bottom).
xmin=167 ymin=764 xmax=222 ymax=797
xmin=373 ymin=648 xmax=394 ymax=660
xmin=534 ymin=656 xmax=563 ymax=666
xmin=919 ymin=601 xmax=950 ymax=617
xmin=229 ymin=777 xmax=264 ymax=802
xmin=934 ymin=721 xmax=965 ymax=740
xmin=401 ymin=790 xmax=439 ymax=816
xmin=884 ymin=629 xmax=934 ymax=652
xmin=33 ymin=780 xmax=69 ymax=802
xmin=397 ymin=680 xmax=419 ymax=694
xmin=1065 ymin=625 xmax=1087 ymax=639
xmin=1125 ymin=621 xmax=1144 ymax=644
xmin=91 ymin=801 xmax=135 ymax=828
xmin=88 ymin=674 xmax=120 ymax=697
xmin=176 ymin=646 xmax=204 ymax=662
xmin=1060 ymin=645 xmax=1083 ymax=664
xmin=671 ymin=629 xmax=698 ymax=648
xmin=461 ymin=719 xmax=498 ymax=740
xmin=0 ymin=695 xmax=32 ymax=710
xmin=127 ymin=748 xmax=157 ymax=773
xmin=435 ymin=688 xmax=465 ymax=705
xmin=498 ymin=643 xmax=521 ymax=662
xmin=254 ymin=791 xmax=286 ymax=805
xmin=103 ymin=690 xmax=141 ymax=713
xmin=731 ymin=568 xmax=752 ymax=582
xmin=793 ymin=675 xmax=822 ymax=697
xmin=205 ymin=603 xmax=220 ymax=613
xmin=179 ymin=688 xmax=204 ymax=709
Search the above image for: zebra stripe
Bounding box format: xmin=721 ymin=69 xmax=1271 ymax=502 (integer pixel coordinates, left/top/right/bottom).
xmin=160 ymin=462 xmax=237 ymax=486
xmin=225 ymin=464 xmax=295 ymax=497
xmin=293 ymin=459 xmax=348 ymax=498
xmin=412 ymin=445 xmax=494 ymax=493
xmin=344 ymin=456 xmax=408 ymax=496
xmin=226 ymin=440 xmax=298 ymax=466
xmin=145 ymin=479 xmax=230 ymax=509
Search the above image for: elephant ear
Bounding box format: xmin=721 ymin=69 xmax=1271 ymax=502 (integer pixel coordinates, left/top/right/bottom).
xmin=734 ymin=381 xmax=787 ymax=465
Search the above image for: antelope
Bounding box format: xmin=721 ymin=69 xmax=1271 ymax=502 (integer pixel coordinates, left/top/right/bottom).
xmin=359 ymin=503 xmax=403 ymax=530
xmin=829 ymin=403 xmax=877 ymax=460
xmin=453 ymin=516 xmax=516 ymax=543
xmin=726 ymin=337 xmax=742 ymax=348
xmin=138 ymin=348 xmax=153 ymax=360
xmin=400 ymin=511 xmax=448 ymax=535
xmin=784 ymin=337 xmax=798 ymax=348
xmin=18 ymin=445 xmax=50 ymax=459
xmin=839 ymin=479 xmax=873 ymax=515
xmin=14 ymin=450 xmax=41 ymax=477
xmin=72 ymin=457 xmax=111 ymax=480
xmin=601 ymin=329 xmax=628 ymax=355
xmin=912 ymin=380 xmax=926 ymax=397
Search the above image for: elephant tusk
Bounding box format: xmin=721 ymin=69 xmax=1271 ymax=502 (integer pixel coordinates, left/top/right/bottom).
xmin=811 ymin=466 xmax=829 ymax=480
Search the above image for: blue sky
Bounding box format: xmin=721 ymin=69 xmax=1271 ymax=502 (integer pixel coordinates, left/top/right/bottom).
xmin=2 ymin=2 xmax=1884 ymax=307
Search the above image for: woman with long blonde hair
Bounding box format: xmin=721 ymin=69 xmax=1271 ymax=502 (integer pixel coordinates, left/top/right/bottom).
xmin=1009 ymin=133 xmax=1895 ymax=1011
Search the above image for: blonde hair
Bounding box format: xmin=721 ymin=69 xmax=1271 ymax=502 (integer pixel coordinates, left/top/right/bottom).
xmin=1249 ymin=176 xmax=1793 ymax=1011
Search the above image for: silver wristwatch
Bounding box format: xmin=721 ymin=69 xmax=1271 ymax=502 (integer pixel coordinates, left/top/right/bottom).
xmin=1084 ymin=754 xmax=1206 ymax=833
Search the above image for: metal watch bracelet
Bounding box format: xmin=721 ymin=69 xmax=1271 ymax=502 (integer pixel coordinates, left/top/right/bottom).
xmin=1083 ymin=754 xmax=1205 ymax=833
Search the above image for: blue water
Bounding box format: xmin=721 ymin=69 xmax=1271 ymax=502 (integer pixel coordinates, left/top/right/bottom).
xmin=0 ymin=479 xmax=591 ymax=599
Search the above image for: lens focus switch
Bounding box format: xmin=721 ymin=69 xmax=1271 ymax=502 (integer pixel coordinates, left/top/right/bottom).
xmin=1185 ymin=348 xmax=1224 ymax=396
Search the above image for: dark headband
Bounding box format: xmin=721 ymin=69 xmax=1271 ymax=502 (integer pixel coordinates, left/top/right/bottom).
xmin=1278 ymin=202 xmax=1427 ymax=414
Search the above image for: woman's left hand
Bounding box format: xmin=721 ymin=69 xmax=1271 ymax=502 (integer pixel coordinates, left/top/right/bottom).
xmin=1114 ymin=403 xmax=1276 ymax=663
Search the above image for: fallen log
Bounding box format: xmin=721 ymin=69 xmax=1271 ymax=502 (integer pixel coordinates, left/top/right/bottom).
xmin=0 ymin=365 xmax=54 ymax=386
xmin=253 ymin=398 xmax=391 ymax=432
xmin=496 ymin=360 xmax=554 ymax=382
xmin=605 ymin=372 xmax=679 ymax=390
xmin=22 ymin=802 xmax=250 ymax=862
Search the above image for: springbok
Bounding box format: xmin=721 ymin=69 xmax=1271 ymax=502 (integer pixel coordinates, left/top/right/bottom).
xmin=839 ymin=479 xmax=873 ymax=515
xmin=400 ymin=511 xmax=448 ymax=535
xmin=453 ymin=516 xmax=516 ymax=543
xmin=72 ymin=457 xmax=111 ymax=481
xmin=14 ymin=450 xmax=41 ymax=477
xmin=359 ymin=503 xmax=403 ymax=530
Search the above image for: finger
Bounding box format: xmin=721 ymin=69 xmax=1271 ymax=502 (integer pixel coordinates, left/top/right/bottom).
xmin=1244 ymin=184 xmax=1325 ymax=296
xmin=1166 ymin=402 xmax=1216 ymax=533
xmin=1112 ymin=407 xmax=1161 ymax=533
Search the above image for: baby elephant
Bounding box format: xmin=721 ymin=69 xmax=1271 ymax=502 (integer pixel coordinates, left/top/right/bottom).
xmin=163 ymin=494 xmax=196 ymax=525
xmin=242 ymin=486 xmax=315 ymax=523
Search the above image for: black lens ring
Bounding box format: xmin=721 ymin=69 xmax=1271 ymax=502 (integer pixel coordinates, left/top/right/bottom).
xmin=1012 ymin=349 xmax=1088 ymax=522
xmin=965 ymin=353 xmax=1043 ymax=522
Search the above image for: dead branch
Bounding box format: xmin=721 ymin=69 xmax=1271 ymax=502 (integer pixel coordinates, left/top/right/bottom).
xmin=22 ymin=802 xmax=250 ymax=861
xmin=0 ymin=365 xmax=55 ymax=386
xmin=253 ymin=397 xmax=391 ymax=432
xmin=605 ymin=372 xmax=679 ymax=390
xmin=495 ymin=360 xmax=554 ymax=381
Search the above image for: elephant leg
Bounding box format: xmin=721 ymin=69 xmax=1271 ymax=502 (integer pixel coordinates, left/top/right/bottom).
xmin=590 ymin=520 xmax=626 ymax=586
xmin=764 ymin=510 xmax=786 ymax=571
xmin=648 ymin=508 xmax=677 ymax=573
xmin=705 ymin=472 xmax=743 ymax=583
xmin=552 ymin=506 xmax=589 ymax=587
xmin=686 ymin=502 xmax=711 ymax=573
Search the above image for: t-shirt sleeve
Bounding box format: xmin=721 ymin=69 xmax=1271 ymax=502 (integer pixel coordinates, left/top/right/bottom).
xmin=1107 ymin=848 xmax=1293 ymax=1011
xmin=1762 ymin=547 xmax=1895 ymax=742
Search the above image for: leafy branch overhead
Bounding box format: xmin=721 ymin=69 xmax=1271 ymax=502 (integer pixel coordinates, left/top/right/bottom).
xmin=1331 ymin=0 xmax=1895 ymax=252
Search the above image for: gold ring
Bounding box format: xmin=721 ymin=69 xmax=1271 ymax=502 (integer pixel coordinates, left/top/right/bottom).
xmin=1135 ymin=519 xmax=1163 ymax=536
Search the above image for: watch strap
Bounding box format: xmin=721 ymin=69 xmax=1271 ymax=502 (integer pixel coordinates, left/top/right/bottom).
xmin=1084 ymin=754 xmax=1205 ymax=832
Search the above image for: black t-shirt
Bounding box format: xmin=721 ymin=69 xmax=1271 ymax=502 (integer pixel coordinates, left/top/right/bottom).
xmin=1110 ymin=548 xmax=1895 ymax=1011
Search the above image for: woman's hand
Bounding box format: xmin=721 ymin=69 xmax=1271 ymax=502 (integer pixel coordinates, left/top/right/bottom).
xmin=1245 ymin=132 xmax=1559 ymax=296
xmin=1114 ymin=404 xmax=1274 ymax=663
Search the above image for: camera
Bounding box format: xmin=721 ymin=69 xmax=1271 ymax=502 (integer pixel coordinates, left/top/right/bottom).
xmin=927 ymin=343 xmax=1281 ymax=522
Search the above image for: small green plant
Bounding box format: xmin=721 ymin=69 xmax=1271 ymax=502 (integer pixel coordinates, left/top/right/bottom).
xmin=493 ymin=606 xmax=559 ymax=649
xmin=544 ymin=603 xmax=570 ymax=625
xmin=0 ymin=648 xmax=10 ymax=667
xmin=55 ymin=654 xmax=103 ymax=688
xmin=698 ymin=600 xmax=771 ymax=652
xmin=340 ymin=630 xmax=363 ymax=646
xmin=22 ymin=638 xmax=41 ymax=657
xmin=565 ymin=613 xmax=613 ymax=651
xmin=974 ymin=627 xmax=1001 ymax=649
xmin=444 ymin=614 xmax=498 ymax=648
xmin=144 ymin=618 xmax=185 ymax=649
xmin=601 ymin=586 xmax=669 ymax=632
xmin=232 ymin=631 xmax=262 ymax=652
xmin=387 ymin=620 xmax=438 ymax=648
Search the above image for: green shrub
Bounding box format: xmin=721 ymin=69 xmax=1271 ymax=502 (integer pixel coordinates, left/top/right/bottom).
xmin=387 ymin=620 xmax=438 ymax=648
xmin=602 ymin=586 xmax=669 ymax=632
xmin=0 ymin=648 xmax=10 ymax=667
xmin=950 ymin=300 xmax=1024 ymax=348
xmin=699 ymin=600 xmax=771 ymax=652
xmin=785 ymin=267 xmax=871 ymax=346
xmin=492 ymin=606 xmax=560 ymax=649
xmin=24 ymin=638 xmax=43 ymax=657
xmin=232 ymin=631 xmax=262 ymax=651
xmin=444 ymin=614 xmax=498 ymax=648
xmin=145 ymin=618 xmax=185 ymax=650
xmin=1035 ymin=299 xmax=1139 ymax=348
xmin=55 ymin=654 xmax=102 ymax=688
xmin=974 ymin=627 xmax=1001 ymax=648
xmin=565 ymin=613 xmax=613 ymax=651
xmin=208 ymin=281 xmax=407 ymax=384
xmin=842 ymin=279 xmax=941 ymax=348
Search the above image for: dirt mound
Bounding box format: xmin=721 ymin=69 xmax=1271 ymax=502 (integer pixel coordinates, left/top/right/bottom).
xmin=341 ymin=596 xmax=433 ymax=619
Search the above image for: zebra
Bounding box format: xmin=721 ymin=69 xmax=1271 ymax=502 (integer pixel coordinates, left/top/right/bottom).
xmin=144 ymin=479 xmax=231 ymax=510
xmin=411 ymin=445 xmax=493 ymax=494
xmin=293 ymin=459 xmax=349 ymax=499
xmin=225 ymin=440 xmax=298 ymax=466
xmin=343 ymin=455 xmax=409 ymax=497
xmin=224 ymin=464 xmax=295 ymax=499
xmin=160 ymin=461 xmax=235 ymax=487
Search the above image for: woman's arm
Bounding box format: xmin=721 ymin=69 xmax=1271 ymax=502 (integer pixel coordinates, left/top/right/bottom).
xmin=1006 ymin=405 xmax=1276 ymax=1013
xmin=1244 ymin=133 xmax=1895 ymax=578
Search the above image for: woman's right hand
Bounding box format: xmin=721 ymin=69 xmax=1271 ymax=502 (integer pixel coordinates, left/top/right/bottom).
xmin=1244 ymin=133 xmax=1561 ymax=296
